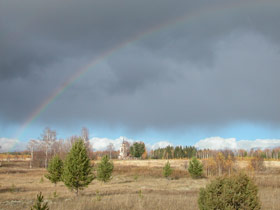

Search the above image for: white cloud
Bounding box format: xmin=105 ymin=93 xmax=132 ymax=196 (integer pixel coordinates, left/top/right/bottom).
xmin=0 ymin=138 xmax=26 ymax=152
xmin=147 ymin=141 xmax=173 ymax=150
xmin=90 ymin=136 xmax=135 ymax=151
xmin=195 ymin=137 xmax=280 ymax=150
xmin=237 ymin=139 xmax=280 ymax=151
xmin=90 ymin=136 xmax=173 ymax=151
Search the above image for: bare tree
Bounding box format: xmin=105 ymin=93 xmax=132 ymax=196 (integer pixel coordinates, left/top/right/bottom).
xmin=81 ymin=127 xmax=89 ymax=142
xmin=107 ymin=143 xmax=114 ymax=159
xmin=27 ymin=140 xmax=39 ymax=169
xmin=53 ymin=139 xmax=66 ymax=158
xmin=41 ymin=127 xmax=57 ymax=168
xmin=81 ymin=127 xmax=92 ymax=158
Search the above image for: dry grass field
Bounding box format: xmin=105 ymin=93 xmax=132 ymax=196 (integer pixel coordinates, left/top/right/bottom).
xmin=0 ymin=160 xmax=280 ymax=210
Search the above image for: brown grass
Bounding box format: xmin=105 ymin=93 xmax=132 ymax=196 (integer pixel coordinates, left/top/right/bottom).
xmin=0 ymin=160 xmax=280 ymax=209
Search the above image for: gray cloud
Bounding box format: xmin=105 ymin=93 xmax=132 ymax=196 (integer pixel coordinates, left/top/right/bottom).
xmin=0 ymin=0 xmax=280 ymax=132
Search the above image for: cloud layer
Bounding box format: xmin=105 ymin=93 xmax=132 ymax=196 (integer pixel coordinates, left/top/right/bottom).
xmin=1 ymin=0 xmax=280 ymax=136
xmin=195 ymin=137 xmax=280 ymax=151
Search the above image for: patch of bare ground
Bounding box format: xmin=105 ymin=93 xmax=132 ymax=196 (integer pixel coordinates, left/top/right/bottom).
xmin=0 ymin=160 xmax=280 ymax=209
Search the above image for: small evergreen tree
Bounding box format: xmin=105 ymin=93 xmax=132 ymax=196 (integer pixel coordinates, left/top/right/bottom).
xmin=163 ymin=161 xmax=172 ymax=178
xmin=31 ymin=192 xmax=49 ymax=210
xmin=188 ymin=157 xmax=203 ymax=178
xmin=62 ymin=139 xmax=94 ymax=195
xmin=45 ymin=155 xmax=63 ymax=186
xmin=198 ymin=173 xmax=261 ymax=210
xmin=97 ymin=155 xmax=114 ymax=182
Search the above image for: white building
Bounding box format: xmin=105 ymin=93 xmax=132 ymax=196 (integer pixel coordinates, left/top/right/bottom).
xmin=118 ymin=140 xmax=129 ymax=159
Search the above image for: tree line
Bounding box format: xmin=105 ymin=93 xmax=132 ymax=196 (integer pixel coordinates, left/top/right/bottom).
xmin=26 ymin=127 xmax=280 ymax=170
xmin=151 ymin=146 xmax=197 ymax=159
xmin=151 ymin=146 xmax=280 ymax=160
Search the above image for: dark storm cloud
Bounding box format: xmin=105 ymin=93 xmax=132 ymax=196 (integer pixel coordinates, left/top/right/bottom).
xmin=0 ymin=0 xmax=201 ymax=79
xmin=0 ymin=0 xmax=280 ymax=130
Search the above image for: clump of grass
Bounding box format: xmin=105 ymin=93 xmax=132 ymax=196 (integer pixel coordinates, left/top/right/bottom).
xmin=39 ymin=177 xmax=44 ymax=183
xmin=96 ymin=190 xmax=102 ymax=201
xmin=9 ymin=183 xmax=16 ymax=193
xmin=138 ymin=189 xmax=143 ymax=199
xmin=134 ymin=175 xmax=138 ymax=181
xmin=53 ymin=191 xmax=58 ymax=199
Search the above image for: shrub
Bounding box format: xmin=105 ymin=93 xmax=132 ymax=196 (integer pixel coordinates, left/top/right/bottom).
xmin=163 ymin=161 xmax=172 ymax=178
xmin=45 ymin=155 xmax=63 ymax=186
xmin=62 ymin=139 xmax=94 ymax=195
xmin=97 ymin=155 xmax=114 ymax=182
xmin=31 ymin=192 xmax=49 ymax=210
xmin=198 ymin=173 xmax=261 ymax=210
xmin=250 ymin=157 xmax=265 ymax=171
xmin=188 ymin=157 xmax=203 ymax=178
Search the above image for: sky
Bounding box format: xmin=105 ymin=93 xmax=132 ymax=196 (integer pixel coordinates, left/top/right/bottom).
xmin=1 ymin=0 xmax=280 ymax=152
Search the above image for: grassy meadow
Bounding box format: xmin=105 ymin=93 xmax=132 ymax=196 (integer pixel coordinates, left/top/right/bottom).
xmin=0 ymin=160 xmax=280 ymax=210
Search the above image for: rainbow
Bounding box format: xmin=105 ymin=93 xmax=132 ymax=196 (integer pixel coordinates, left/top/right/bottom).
xmin=15 ymin=0 xmax=279 ymax=141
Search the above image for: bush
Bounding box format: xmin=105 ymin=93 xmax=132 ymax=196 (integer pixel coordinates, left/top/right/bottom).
xmin=163 ymin=161 xmax=172 ymax=178
xmin=188 ymin=157 xmax=203 ymax=178
xmin=198 ymin=173 xmax=261 ymax=210
xmin=97 ymin=155 xmax=114 ymax=182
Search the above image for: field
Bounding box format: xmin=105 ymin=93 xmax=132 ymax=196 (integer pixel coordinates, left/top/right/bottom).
xmin=0 ymin=160 xmax=280 ymax=210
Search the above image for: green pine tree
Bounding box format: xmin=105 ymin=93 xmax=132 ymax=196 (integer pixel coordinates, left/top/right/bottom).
xmin=188 ymin=157 xmax=203 ymax=179
xmin=163 ymin=161 xmax=172 ymax=179
xmin=30 ymin=192 xmax=49 ymax=210
xmin=62 ymin=139 xmax=94 ymax=195
xmin=97 ymin=155 xmax=114 ymax=182
xmin=45 ymin=155 xmax=63 ymax=186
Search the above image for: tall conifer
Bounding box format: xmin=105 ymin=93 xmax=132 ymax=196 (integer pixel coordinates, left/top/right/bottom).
xmin=62 ymin=139 xmax=94 ymax=195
